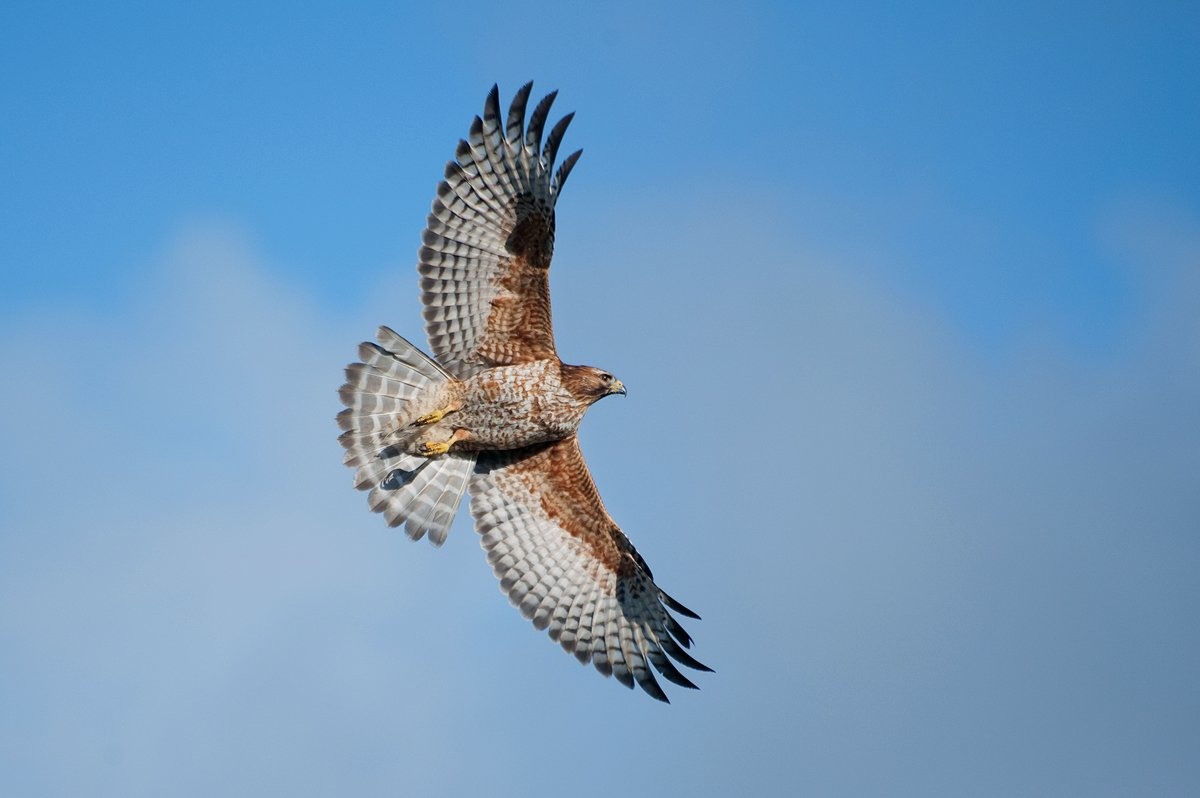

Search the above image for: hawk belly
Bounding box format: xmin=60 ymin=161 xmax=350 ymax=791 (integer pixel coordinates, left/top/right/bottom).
xmin=414 ymin=359 xmax=587 ymax=454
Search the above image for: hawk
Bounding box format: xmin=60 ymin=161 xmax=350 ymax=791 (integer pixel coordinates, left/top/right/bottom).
xmin=337 ymin=83 xmax=710 ymax=702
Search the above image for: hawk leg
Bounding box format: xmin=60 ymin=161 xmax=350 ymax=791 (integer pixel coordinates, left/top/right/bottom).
xmin=413 ymin=400 xmax=463 ymax=427
xmin=418 ymin=428 xmax=469 ymax=457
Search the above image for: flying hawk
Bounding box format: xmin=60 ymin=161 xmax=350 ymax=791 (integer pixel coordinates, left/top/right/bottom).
xmin=337 ymin=83 xmax=710 ymax=702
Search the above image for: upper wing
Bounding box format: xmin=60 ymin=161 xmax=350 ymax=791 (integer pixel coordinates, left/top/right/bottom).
xmin=469 ymin=436 xmax=711 ymax=702
xmin=419 ymin=83 xmax=583 ymax=379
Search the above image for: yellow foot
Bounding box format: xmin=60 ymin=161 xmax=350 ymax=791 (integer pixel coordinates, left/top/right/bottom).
xmin=417 ymin=428 xmax=467 ymax=457
xmin=418 ymin=439 xmax=452 ymax=456
xmin=413 ymin=401 xmax=461 ymax=427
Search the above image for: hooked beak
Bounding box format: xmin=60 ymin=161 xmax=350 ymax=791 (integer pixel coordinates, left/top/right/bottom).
xmin=610 ymin=379 xmax=626 ymax=396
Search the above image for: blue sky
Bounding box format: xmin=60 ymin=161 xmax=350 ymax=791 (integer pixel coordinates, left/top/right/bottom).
xmin=2 ymin=2 xmax=1198 ymax=796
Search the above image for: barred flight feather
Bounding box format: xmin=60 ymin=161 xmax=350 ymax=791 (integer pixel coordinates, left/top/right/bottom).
xmin=338 ymin=327 xmax=473 ymax=546
xmin=419 ymin=81 xmax=581 ymax=378
xmin=469 ymin=436 xmax=711 ymax=703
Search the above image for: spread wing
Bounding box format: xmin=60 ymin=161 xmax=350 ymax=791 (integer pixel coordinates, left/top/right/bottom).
xmin=469 ymin=436 xmax=711 ymax=702
xmin=419 ymin=82 xmax=583 ymax=379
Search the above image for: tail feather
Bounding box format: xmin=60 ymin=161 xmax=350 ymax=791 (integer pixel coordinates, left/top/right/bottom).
xmin=342 ymin=362 xmax=428 ymax=401
xmin=337 ymin=384 xmax=411 ymax=416
xmin=371 ymin=326 xmax=450 ymax=382
xmin=368 ymin=454 xmax=474 ymax=545
xmin=338 ymin=327 xmax=473 ymax=545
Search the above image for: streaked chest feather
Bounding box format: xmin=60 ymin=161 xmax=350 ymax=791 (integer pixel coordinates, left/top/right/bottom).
xmin=453 ymin=360 xmax=586 ymax=449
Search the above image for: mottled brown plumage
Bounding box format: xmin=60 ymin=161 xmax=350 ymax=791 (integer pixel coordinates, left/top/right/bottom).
xmin=405 ymin=360 xmax=611 ymax=455
xmin=337 ymin=83 xmax=709 ymax=701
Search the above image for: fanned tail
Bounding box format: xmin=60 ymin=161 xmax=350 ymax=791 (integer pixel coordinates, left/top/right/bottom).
xmin=337 ymin=326 xmax=475 ymax=545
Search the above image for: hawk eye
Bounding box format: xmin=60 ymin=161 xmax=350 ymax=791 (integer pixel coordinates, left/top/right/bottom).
xmin=600 ymin=373 xmax=612 ymax=383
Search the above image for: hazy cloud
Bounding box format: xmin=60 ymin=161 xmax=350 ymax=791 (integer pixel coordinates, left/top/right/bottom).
xmin=1 ymin=202 xmax=1197 ymax=796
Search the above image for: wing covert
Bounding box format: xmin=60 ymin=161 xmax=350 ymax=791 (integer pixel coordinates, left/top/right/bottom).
xmin=419 ymin=82 xmax=583 ymax=378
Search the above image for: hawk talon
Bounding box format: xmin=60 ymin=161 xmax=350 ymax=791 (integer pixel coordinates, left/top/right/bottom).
xmin=418 ymin=439 xmax=452 ymax=457
xmin=413 ymin=402 xmax=461 ymax=427
xmin=418 ymin=428 xmax=467 ymax=457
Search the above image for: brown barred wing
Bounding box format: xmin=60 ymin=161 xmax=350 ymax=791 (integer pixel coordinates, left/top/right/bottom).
xmin=468 ymin=436 xmax=711 ymax=702
xmin=419 ymin=82 xmax=583 ymax=378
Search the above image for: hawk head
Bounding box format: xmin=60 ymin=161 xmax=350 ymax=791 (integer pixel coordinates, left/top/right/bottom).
xmin=562 ymin=364 xmax=626 ymax=403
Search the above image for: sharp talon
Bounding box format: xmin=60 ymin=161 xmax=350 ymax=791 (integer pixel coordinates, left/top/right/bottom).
xmin=418 ymin=439 xmax=452 ymax=457
xmin=417 ymin=427 xmax=467 ymax=457
xmin=413 ymin=402 xmax=461 ymax=427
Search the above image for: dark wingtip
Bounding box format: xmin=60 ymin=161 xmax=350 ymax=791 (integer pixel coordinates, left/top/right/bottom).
xmin=662 ymin=590 xmax=702 ymax=620
xmin=507 ymin=82 xmax=535 ymax=142
xmin=483 ymin=84 xmax=502 ymax=126
xmin=555 ymin=148 xmax=583 ymax=193
xmin=526 ymin=90 xmax=558 ymax=152
xmin=542 ymin=110 xmax=575 ymax=165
